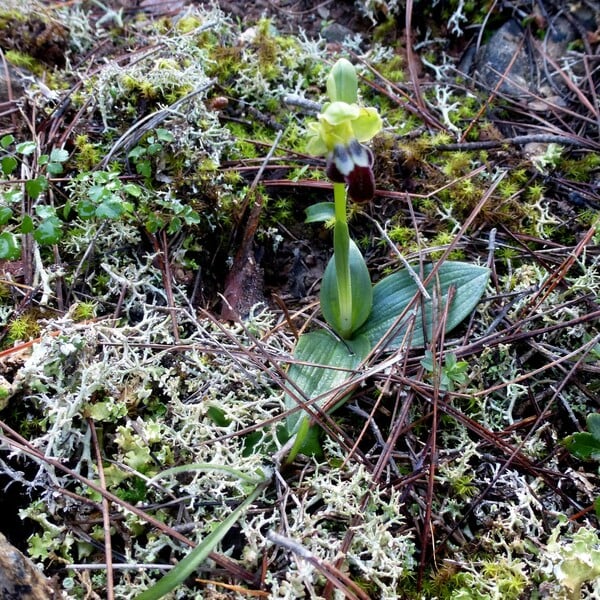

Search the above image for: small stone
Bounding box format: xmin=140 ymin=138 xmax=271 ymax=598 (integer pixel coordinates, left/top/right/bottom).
xmin=321 ymin=23 xmax=355 ymax=44
xmin=474 ymin=19 xmax=533 ymax=99
xmin=0 ymin=532 xmax=55 ymax=599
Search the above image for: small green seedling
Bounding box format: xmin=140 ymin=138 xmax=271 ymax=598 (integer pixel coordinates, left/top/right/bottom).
xmin=283 ymin=59 xmax=490 ymax=461
xmin=421 ymin=351 xmax=469 ymax=392
xmin=564 ymin=413 xmax=600 ymax=461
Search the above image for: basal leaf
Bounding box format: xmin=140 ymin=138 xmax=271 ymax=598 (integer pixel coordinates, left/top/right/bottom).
xmin=357 ymin=261 xmax=490 ymax=349
xmin=320 ymin=239 xmax=372 ymax=338
xmin=285 ymin=330 xmax=370 ymax=437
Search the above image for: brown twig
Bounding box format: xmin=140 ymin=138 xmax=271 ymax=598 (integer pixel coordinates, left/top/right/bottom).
xmin=88 ymin=418 xmax=115 ymax=600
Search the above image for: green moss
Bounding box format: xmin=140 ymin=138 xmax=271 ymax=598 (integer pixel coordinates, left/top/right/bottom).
xmin=5 ymin=49 xmax=41 ymax=73
xmin=6 ymin=312 xmax=41 ymax=343
xmin=561 ymin=152 xmax=600 ymax=181
xmin=372 ymin=53 xmax=405 ymax=84
xmin=441 ymin=151 xmax=473 ymax=177
xmin=204 ymin=44 xmax=244 ymax=83
xmin=175 ymin=14 xmax=204 ymax=34
xmin=72 ymin=134 xmax=102 ymax=170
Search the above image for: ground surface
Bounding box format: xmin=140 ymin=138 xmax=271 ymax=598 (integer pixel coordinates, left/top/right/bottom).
xmin=0 ymin=1 xmax=600 ymax=599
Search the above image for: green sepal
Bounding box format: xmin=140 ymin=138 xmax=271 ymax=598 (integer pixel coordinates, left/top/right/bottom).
xmin=357 ymin=261 xmax=490 ymax=349
xmin=326 ymin=58 xmax=358 ymax=104
xmin=320 ymin=239 xmax=372 ymax=338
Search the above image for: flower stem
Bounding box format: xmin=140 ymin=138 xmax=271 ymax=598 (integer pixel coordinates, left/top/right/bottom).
xmin=333 ymin=182 xmax=352 ymax=337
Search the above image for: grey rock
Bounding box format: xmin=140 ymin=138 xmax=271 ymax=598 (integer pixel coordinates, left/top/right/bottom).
xmin=0 ymin=532 xmax=55 ymax=599
xmin=474 ymin=19 xmax=533 ymax=99
xmin=322 ymin=22 xmax=355 ymax=43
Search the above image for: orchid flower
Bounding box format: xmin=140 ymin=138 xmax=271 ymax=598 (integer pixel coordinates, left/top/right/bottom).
xmin=303 ymin=59 xmax=382 ymax=339
xmin=306 ymin=59 xmax=382 ymax=202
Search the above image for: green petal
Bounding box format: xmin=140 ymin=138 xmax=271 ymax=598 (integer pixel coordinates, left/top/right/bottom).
xmin=321 ymin=101 xmax=360 ymax=126
xmin=305 ymin=123 xmax=328 ymax=156
xmin=351 ymin=107 xmax=383 ymax=142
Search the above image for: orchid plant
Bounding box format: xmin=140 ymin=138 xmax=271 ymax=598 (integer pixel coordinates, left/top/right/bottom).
xmin=282 ymin=59 xmax=490 ymax=462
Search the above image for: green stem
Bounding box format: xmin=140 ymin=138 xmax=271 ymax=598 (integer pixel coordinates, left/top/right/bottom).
xmin=333 ymin=182 xmax=352 ymax=337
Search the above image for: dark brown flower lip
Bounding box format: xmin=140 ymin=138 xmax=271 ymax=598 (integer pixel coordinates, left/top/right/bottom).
xmin=326 ymin=141 xmax=376 ymax=202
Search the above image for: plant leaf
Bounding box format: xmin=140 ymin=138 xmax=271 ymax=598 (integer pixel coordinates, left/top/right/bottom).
xmin=564 ymin=433 xmax=600 ymax=461
xmin=135 ymin=480 xmax=267 ymax=600
xmin=0 ymin=231 xmax=20 ymax=259
xmin=356 ymin=261 xmax=490 ymax=349
xmin=0 ymin=206 xmax=12 ymax=225
xmin=285 ymin=330 xmax=370 ymax=438
xmin=320 ymin=239 xmax=372 ymax=338
xmin=34 ymin=216 xmax=62 ymax=245
xmin=586 ymin=413 xmax=600 ymax=440
xmin=305 ymin=201 xmax=335 ymax=224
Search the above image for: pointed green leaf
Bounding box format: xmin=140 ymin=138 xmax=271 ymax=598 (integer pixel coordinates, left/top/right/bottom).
xmin=285 ymin=330 xmax=370 ymax=437
xmin=305 ymin=201 xmax=335 ymax=224
xmin=135 ymin=481 xmax=266 ymax=600
xmin=320 ymin=239 xmax=373 ymax=338
xmin=357 ymin=261 xmax=490 ymax=349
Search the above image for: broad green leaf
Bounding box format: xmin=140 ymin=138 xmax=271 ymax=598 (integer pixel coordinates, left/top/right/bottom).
xmin=356 ymin=262 xmax=490 ymax=349
xmin=1 ymin=134 xmax=14 ymax=149
xmin=285 ymin=330 xmax=370 ymax=438
xmin=0 ymin=206 xmax=13 ymax=225
xmin=587 ymin=413 xmax=600 ymax=439
xmin=46 ymin=161 xmax=64 ymax=176
xmin=305 ymin=202 xmax=335 ymax=224
xmin=2 ymin=188 xmax=21 ymax=203
xmin=564 ymin=414 xmax=600 ymax=461
xmin=76 ymin=199 xmax=96 ymax=219
xmin=25 ymin=175 xmax=48 ymax=200
xmin=95 ymin=199 xmax=124 ymax=219
xmin=21 ymin=215 xmax=34 ymax=233
xmin=35 ymin=205 xmax=57 ymax=219
xmin=1 ymin=155 xmax=17 ymax=176
xmin=135 ymin=480 xmax=267 ymax=600
xmin=155 ymin=128 xmax=174 ymax=142
xmin=0 ymin=232 xmax=20 ymax=259
xmin=123 ymin=183 xmax=142 ymax=197
xmin=49 ymin=148 xmax=69 ymax=163
xmin=564 ymin=433 xmax=600 ymax=461
xmin=320 ymin=239 xmax=372 ymax=338
xmin=34 ymin=217 xmax=62 ymax=245
xmin=88 ymin=184 xmax=108 ymax=202
xmin=16 ymin=141 xmax=36 ymax=155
